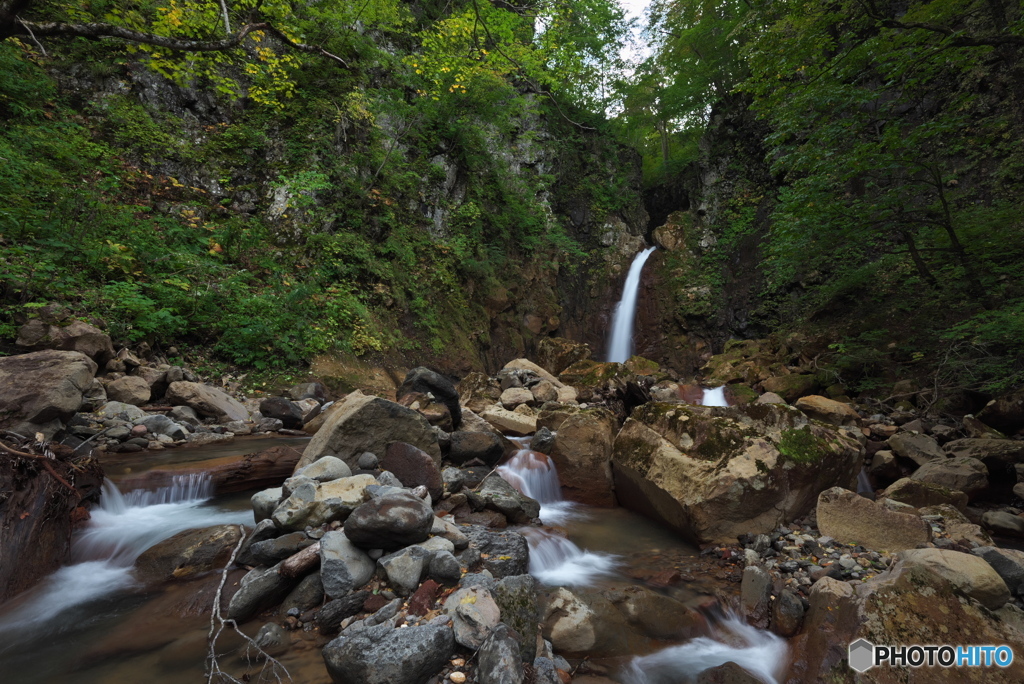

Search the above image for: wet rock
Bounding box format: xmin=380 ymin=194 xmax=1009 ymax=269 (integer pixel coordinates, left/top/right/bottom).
xmin=760 ymin=375 xmax=818 ymax=403
xmin=431 ymin=516 xmax=469 ymax=549
xmin=298 ymin=391 xmax=441 ymax=470
xmin=881 ymin=478 xmax=969 ymax=511
xmin=695 ymin=662 xmax=765 ymax=684
xmin=477 ymin=623 xmax=524 ymax=684
xmin=442 ymin=467 xmax=466 ymax=492
xmin=254 ymin=622 xmax=290 ymax=657
xmin=817 ymin=487 xmax=932 ymax=551
xmin=343 ymin=490 xmax=433 ymax=550
xmin=381 ymin=442 xmax=443 ymax=501
xmin=169 ymin=405 xmax=201 ymax=427
xmin=443 ymin=585 xmax=501 ymax=649
xmin=166 ymin=381 xmax=248 ymax=423
xmin=740 ymin=565 xmax=772 ymax=628
xmin=135 ymin=525 xmax=243 ymax=583
xmin=250 ymin=531 xmax=316 ymax=565
xmin=259 ymin=397 xmax=305 ymax=430
xmin=378 ymin=546 xmax=430 ymax=595
xmin=533 ymin=657 xmax=562 ymax=684
xmin=794 ymin=395 xmax=858 ymax=426
xmin=982 ymin=511 xmax=1024 ymax=538
xmin=612 ymin=403 xmax=862 ymax=544
xmin=603 ymin=585 xmax=702 ymax=641
xmin=0 ymin=349 xmax=98 ymax=437
xmin=887 ymin=432 xmax=944 ymax=466
xmin=322 ymin=621 xmax=454 ymax=684
xmin=771 ymin=588 xmax=805 ymax=637
xmin=398 ymin=366 xmax=462 ymax=430
xmin=227 ymin=563 xmax=296 ymax=623
xmin=549 ymin=407 xmax=617 ymax=506
xmin=137 ymin=414 xmax=188 ymax=440
xmin=541 ymin=587 xmax=643 ymax=657
xmin=287 ymin=382 xmax=327 ymax=402
xmin=429 ymin=550 xmax=462 ymax=585
xmin=319 ymin=530 xmax=375 ymax=598
xmin=911 ymin=457 xmax=988 ymax=500
xmin=900 ymin=548 xmax=1010 ymax=610
xmin=106 ymin=375 xmax=151 ymax=406
xmin=466 ymin=473 xmax=541 ymax=524
xmin=532 ymin=427 xmax=556 ymax=454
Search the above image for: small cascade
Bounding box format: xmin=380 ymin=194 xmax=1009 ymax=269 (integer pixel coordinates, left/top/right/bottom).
xmin=606 ymin=246 xmax=657 ymax=363
xmin=700 ymin=386 xmax=728 ymax=407
xmin=622 ymin=610 xmax=789 ymax=684
xmin=497 ymin=450 xmax=616 ymax=586
xmin=0 ymin=474 xmax=251 ymax=639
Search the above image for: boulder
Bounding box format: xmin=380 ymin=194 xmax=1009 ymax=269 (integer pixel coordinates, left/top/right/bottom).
xmin=540 ymin=587 xmax=649 ymax=657
xmin=461 ymin=527 xmax=530 ymax=578
xmin=259 ymin=397 xmax=305 ymax=429
xmin=226 ymin=564 xmax=296 ymax=623
xmin=611 ymin=403 xmax=862 ymax=544
xmin=252 ymin=488 xmax=283 ymax=522
xmin=105 ymin=375 xmax=151 ymax=406
xmin=319 ymin=530 xmax=375 ymax=598
xmin=549 ymin=407 xmax=618 ymax=506
xmin=287 ymin=382 xmax=327 ymax=402
xmin=982 ymin=511 xmax=1024 ymax=538
xmin=977 ymin=391 xmax=1024 ymax=435
xmin=881 ymin=478 xmax=968 ymax=511
xmin=294 ymin=455 xmax=352 ymax=482
xmin=322 ymin=621 xmax=455 ymax=684
xmin=466 ymin=473 xmax=541 ymax=524
xmin=557 ymin=360 xmax=632 ymax=403
xmin=134 ymin=525 xmax=243 ymax=583
xmin=793 ymin=395 xmax=859 ymax=426
xmin=457 ymin=372 xmax=502 ymax=414
xmin=249 ymin=531 xmax=316 ymax=566
xmin=500 ymin=387 xmax=535 ymax=410
xmin=444 ymin=585 xmax=502 ymax=649
xmin=480 ymin=406 xmax=537 ymax=436
xmin=945 ymin=438 xmax=1024 ymax=491
xmin=817 ymin=487 xmax=932 ymax=551
xmin=887 ymin=432 xmax=944 ymax=467
xmin=378 ymin=545 xmax=431 ymax=596
xmin=495 ymin=574 xmax=539 ymax=661
xmin=900 ymin=548 xmax=1010 ymax=610
xmin=343 ymin=490 xmax=434 ymax=550
xmin=477 ymin=623 xmax=524 ymax=684
xmin=398 ymin=392 xmax=453 ymax=432
xmin=910 ymin=457 xmax=988 ymax=500
xmin=536 ymin=337 xmax=592 ymax=376
xmin=449 ymin=430 xmax=506 ymax=466
xmin=315 ymin=591 xmax=371 ymax=633
xmin=298 ymin=392 xmax=441 ymax=470
xmin=136 ymin=414 xmax=188 ymax=440
xmin=380 ymin=442 xmax=443 ymax=501
xmin=972 ymin=547 xmax=1024 ymax=595
xmin=397 ymin=367 xmax=462 ymax=430
xmin=700 ymin=339 xmax=782 ymax=386
xmin=760 ymin=374 xmax=818 ymax=403
xmin=15 ymin=318 xmax=114 ymax=364
xmin=755 ymin=392 xmax=786 ymax=405
xmin=166 ymin=381 xmax=248 ymax=423
xmin=0 ymin=350 xmax=98 ymax=437
xmin=271 ymin=474 xmax=376 ymax=531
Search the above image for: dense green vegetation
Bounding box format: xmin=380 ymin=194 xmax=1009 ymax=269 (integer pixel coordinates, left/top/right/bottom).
xmin=630 ymin=0 xmax=1024 ymax=396
xmin=0 ymin=0 xmax=635 ymax=370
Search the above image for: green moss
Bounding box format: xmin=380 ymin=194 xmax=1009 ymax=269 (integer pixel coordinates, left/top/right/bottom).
xmin=777 ymin=427 xmax=830 ymax=464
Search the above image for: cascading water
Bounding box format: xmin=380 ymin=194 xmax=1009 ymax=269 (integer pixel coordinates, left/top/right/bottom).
xmin=700 ymin=386 xmax=728 ymax=407
xmin=0 ymin=474 xmax=252 ymax=641
xmin=606 ymin=246 xmax=657 ymax=363
xmin=497 ymin=449 xmax=617 ymax=586
xmin=622 ymin=610 xmax=788 ymax=684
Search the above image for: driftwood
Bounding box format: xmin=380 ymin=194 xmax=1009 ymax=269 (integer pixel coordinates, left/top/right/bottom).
xmin=118 ymin=445 xmax=304 ymax=494
xmin=279 ymin=541 xmax=321 ymax=579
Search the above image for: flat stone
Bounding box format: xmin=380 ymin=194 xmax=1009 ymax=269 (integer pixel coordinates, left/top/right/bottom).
xmin=817 ymin=487 xmax=932 ymax=551
xmin=888 ymin=432 xmax=944 ymax=466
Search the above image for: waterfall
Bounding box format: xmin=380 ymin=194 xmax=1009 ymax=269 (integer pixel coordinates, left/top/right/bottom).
xmin=606 ymin=246 xmax=657 ymax=363
xmin=0 ymin=475 xmax=252 ymax=639
xmin=622 ymin=610 xmax=789 ymax=684
xmin=700 ymin=386 xmax=729 ymax=407
xmin=497 ymin=449 xmax=617 ymax=586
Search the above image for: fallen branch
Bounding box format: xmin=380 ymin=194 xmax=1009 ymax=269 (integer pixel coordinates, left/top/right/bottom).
xmin=206 ymin=526 xmax=292 ymax=684
xmin=279 ymin=541 xmax=321 ymax=579
xmin=0 ymin=440 xmax=77 ymax=492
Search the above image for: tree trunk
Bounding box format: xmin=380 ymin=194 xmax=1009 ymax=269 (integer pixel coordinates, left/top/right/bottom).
xmin=116 ymin=445 xmax=304 ymax=495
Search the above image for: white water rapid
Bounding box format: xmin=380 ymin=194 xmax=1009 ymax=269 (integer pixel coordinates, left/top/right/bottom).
xmin=623 ymin=611 xmax=789 ymax=684
xmin=497 ymin=449 xmax=617 ymax=586
xmin=606 ymin=246 xmax=657 ymax=363
xmin=700 ymin=386 xmax=729 ymax=406
xmin=0 ymin=474 xmax=252 ymax=641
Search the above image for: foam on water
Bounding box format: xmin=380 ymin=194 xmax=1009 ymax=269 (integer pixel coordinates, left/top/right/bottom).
xmin=0 ymin=474 xmax=252 ymax=642
xmin=622 ymin=611 xmax=788 ymax=684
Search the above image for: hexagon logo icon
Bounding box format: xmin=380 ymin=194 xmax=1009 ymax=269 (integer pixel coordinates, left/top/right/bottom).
xmin=849 ymin=639 xmax=875 ymax=673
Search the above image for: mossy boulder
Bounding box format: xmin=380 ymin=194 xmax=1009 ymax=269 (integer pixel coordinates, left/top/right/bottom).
xmin=611 ymin=402 xmax=863 ymax=544
xmin=761 ymin=374 xmax=819 ymax=403
xmin=700 ymin=339 xmax=785 ymax=386
xmin=558 ymin=359 xmax=633 ymax=403
xmin=535 ymin=337 xmax=592 ymax=376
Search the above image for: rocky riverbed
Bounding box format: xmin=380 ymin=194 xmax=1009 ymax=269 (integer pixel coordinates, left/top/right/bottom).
xmin=3 ymin=331 xmax=1024 ymax=682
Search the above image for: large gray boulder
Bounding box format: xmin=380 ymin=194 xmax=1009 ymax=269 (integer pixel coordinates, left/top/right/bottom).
xmin=910 ymin=456 xmax=988 ymax=500
xmin=322 ymin=621 xmax=455 ymax=684
xmin=105 ymin=375 xmax=151 ymax=406
xmin=887 ymin=432 xmax=945 ymax=466
xmin=166 ymin=381 xmax=248 ymax=423
xmin=15 ymin=317 xmax=114 ymax=364
xmin=299 ymin=391 xmax=441 ymax=470
xmin=343 ymin=490 xmax=434 ymax=551
xmin=320 ymin=530 xmax=375 ymax=598
xmin=612 ymin=403 xmax=863 ymax=544
xmin=0 ymin=349 xmax=97 ymax=437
